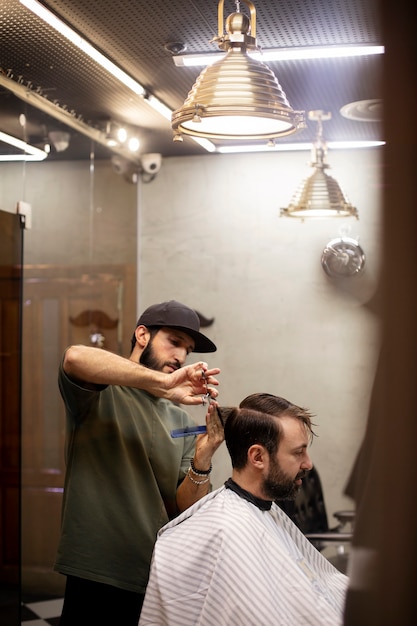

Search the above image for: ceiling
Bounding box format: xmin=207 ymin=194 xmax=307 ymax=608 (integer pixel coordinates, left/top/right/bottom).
xmin=0 ymin=0 xmax=383 ymax=163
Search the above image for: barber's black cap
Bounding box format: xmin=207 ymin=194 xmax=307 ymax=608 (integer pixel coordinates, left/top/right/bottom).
xmin=137 ymin=300 xmax=216 ymax=353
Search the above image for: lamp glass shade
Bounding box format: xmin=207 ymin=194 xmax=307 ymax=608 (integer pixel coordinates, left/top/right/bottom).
xmin=281 ymin=167 xmax=359 ymax=218
xmin=281 ymin=111 xmax=359 ymax=219
xmin=172 ymin=3 xmax=304 ymax=141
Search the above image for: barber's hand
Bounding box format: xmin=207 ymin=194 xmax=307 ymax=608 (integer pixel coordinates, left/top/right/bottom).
xmin=163 ymin=361 xmax=220 ymax=406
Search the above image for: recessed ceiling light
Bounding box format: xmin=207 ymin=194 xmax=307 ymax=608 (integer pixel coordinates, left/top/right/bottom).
xmin=340 ymin=99 xmax=383 ymax=122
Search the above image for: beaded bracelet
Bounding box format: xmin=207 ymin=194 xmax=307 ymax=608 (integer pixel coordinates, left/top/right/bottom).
xmin=187 ymin=468 xmax=210 ymax=486
xmin=190 ymin=458 xmax=212 ymax=476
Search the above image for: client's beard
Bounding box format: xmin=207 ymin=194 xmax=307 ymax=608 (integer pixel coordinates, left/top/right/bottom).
xmin=263 ymin=459 xmax=307 ymax=501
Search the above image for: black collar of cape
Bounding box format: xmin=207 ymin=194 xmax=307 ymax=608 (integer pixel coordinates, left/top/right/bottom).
xmin=224 ymin=478 xmax=272 ymax=511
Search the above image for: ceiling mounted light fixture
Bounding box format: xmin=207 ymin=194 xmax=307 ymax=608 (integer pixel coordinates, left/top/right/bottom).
xmin=0 ymin=130 xmax=48 ymax=161
xmin=217 ymin=139 xmax=385 ymax=154
xmin=172 ymin=0 xmax=305 ymax=142
xmin=104 ymin=122 xmax=120 ymax=147
xmin=173 ymin=44 xmax=385 ymax=67
xmin=19 ymin=0 xmax=216 ymax=154
xmin=104 ymin=121 xmax=129 ymax=147
xmin=48 ymin=130 xmax=71 ymax=152
xmin=280 ymin=110 xmax=359 ymax=220
xmin=20 ymin=0 xmax=145 ymax=96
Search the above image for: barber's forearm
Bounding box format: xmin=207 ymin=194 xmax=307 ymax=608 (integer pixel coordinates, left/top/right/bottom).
xmin=175 ymin=404 xmax=224 ymax=511
xmin=176 ymin=464 xmax=211 ymax=512
xmin=63 ymin=344 xmax=163 ymax=389
xmin=63 ymin=345 xmax=219 ymax=405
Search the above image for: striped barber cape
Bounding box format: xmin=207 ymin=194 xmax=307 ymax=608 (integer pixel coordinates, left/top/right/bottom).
xmin=139 ymin=485 xmax=348 ymax=626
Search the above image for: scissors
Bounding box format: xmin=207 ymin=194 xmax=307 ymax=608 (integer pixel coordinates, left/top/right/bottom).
xmin=171 ymin=370 xmax=224 ymax=438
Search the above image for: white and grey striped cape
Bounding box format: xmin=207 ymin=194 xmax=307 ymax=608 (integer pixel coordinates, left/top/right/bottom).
xmin=139 ymin=486 xmax=348 ymax=626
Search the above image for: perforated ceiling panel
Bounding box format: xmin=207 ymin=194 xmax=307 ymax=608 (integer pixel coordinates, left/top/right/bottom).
xmin=0 ymin=0 xmax=383 ymax=160
xmin=255 ymin=0 xmax=380 ymax=47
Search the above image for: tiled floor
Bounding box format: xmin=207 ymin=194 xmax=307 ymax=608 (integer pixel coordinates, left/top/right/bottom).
xmin=21 ymin=598 xmax=63 ymax=625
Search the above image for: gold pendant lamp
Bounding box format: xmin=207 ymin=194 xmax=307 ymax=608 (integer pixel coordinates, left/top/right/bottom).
xmin=172 ymin=0 xmax=305 ymax=142
xmin=280 ymin=111 xmax=359 ymax=219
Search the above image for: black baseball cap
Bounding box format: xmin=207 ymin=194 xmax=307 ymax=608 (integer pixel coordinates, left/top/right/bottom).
xmin=136 ymin=300 xmax=216 ymax=353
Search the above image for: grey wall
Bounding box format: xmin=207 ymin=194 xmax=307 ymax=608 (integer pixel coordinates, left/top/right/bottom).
xmin=1 ymin=147 xmax=382 ymax=519
xmin=139 ymin=148 xmax=383 ymax=516
xmin=0 ymin=160 xmax=137 ymax=266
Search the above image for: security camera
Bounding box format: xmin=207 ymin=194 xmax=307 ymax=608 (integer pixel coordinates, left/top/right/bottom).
xmin=141 ymin=153 xmax=162 ymax=175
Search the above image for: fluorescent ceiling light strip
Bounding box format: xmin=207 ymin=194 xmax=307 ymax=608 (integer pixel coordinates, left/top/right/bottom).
xmin=217 ymin=140 xmax=385 ymax=154
xmin=0 ymin=131 xmax=48 ymax=159
xmin=144 ymin=95 xmax=215 ymax=151
xmin=0 ymin=154 xmax=47 ymax=162
xmin=145 ymin=95 xmax=173 ymax=122
xmin=173 ymin=45 xmax=385 ymax=67
xmin=20 ymin=0 xmax=216 ymax=154
xmin=326 ymin=140 xmax=385 ymax=149
xmin=260 ymin=45 xmax=385 ymax=61
xmin=20 ymin=0 xmax=145 ymax=95
xmin=189 ymin=137 xmax=216 ymax=152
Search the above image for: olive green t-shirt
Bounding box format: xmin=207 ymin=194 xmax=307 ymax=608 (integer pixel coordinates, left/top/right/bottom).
xmin=54 ymin=362 xmax=197 ymax=593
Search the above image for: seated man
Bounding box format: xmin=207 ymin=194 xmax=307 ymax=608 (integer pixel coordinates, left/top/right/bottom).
xmin=139 ymin=393 xmax=348 ymax=626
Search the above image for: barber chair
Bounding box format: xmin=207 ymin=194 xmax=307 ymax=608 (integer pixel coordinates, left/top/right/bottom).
xmin=276 ymin=467 xmax=354 ymax=574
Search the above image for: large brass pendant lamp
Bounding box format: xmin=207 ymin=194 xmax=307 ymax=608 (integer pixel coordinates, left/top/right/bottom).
xmin=280 ymin=110 xmax=359 ymax=219
xmin=172 ymin=0 xmax=305 ymax=142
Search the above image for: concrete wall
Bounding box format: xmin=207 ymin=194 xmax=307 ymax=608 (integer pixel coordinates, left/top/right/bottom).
xmin=1 ymin=146 xmax=382 ymax=520
xmin=0 ymin=160 xmax=137 ymax=266
xmin=138 ymin=148 xmax=383 ymax=516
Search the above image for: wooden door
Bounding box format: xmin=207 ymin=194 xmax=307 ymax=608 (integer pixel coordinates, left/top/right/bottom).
xmin=21 ymin=264 xmax=136 ymax=594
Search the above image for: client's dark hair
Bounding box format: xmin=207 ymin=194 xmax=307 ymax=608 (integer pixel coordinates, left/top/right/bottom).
xmin=224 ymin=393 xmax=315 ymax=470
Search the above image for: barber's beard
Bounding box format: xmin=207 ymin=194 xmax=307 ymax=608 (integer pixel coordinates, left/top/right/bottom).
xmin=139 ymin=338 xmax=179 ymax=373
xmin=139 ymin=338 xmax=165 ymax=371
xmin=263 ymin=458 xmax=307 ymax=501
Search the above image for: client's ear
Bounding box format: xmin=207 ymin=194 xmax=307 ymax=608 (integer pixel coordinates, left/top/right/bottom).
xmin=247 ymin=444 xmax=267 ymax=469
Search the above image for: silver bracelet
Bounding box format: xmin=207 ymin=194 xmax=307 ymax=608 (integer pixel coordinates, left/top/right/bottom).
xmin=187 ymin=468 xmax=210 ymax=485
xmin=190 ymin=458 xmax=212 ymax=476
